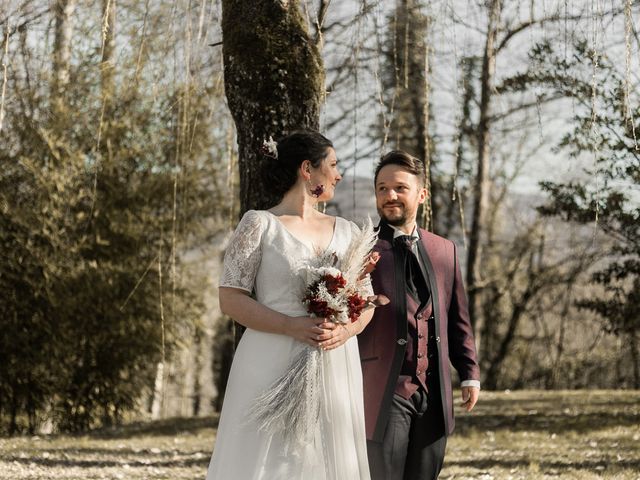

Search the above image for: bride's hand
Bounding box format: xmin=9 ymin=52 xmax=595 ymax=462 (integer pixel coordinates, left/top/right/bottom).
xmin=287 ymin=316 xmax=333 ymax=347
xmin=318 ymin=322 xmax=353 ymax=351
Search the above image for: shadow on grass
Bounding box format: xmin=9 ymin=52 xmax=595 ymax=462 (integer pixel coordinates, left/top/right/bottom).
xmin=2 ymin=454 xmax=211 ymax=469
xmin=455 ymin=409 xmax=639 ymax=434
xmin=474 ymin=393 xmax=640 ymax=410
xmin=89 ymin=415 xmax=218 ymax=439
xmin=445 ymin=457 xmax=640 ymax=471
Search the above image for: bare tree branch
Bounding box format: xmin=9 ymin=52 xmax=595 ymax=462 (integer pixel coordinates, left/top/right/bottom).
xmin=314 ymin=0 xmax=331 ymax=50
xmin=496 ymin=6 xmax=626 ymax=54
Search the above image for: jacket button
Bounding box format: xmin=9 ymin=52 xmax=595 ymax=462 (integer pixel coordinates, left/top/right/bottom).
xmin=417 ymin=353 xmax=424 ymax=358
xmin=418 ymin=333 xmax=424 ymax=339
xmin=435 ymin=336 xmax=441 ymax=343
xmin=397 ymin=339 xmax=407 ymax=345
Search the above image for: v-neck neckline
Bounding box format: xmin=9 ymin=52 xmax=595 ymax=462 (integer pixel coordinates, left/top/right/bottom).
xmin=265 ymin=210 xmax=338 ymax=254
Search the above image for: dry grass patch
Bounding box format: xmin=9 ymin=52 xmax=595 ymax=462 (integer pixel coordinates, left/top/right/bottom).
xmin=443 ymin=390 xmax=640 ymax=479
xmin=0 ymin=417 xmax=217 ymax=480
xmin=0 ymin=390 xmax=638 ymax=479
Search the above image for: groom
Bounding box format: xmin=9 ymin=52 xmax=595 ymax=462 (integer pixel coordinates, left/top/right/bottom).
xmin=359 ymin=151 xmax=480 ymax=480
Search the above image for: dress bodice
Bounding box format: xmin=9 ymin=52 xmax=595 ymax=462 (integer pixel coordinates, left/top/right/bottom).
xmin=219 ymin=210 xmax=358 ymax=317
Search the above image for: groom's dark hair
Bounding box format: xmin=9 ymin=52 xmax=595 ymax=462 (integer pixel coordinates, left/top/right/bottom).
xmin=374 ymin=150 xmax=426 ymax=186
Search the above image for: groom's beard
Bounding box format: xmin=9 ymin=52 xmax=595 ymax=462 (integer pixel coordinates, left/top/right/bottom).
xmin=377 ymin=202 xmax=412 ymax=227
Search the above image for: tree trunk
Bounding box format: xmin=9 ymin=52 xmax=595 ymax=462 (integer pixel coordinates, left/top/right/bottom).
xmin=418 ymin=12 xmax=433 ymax=231
xmin=150 ymin=361 xmax=164 ymax=420
xmin=548 ymin=281 xmax=572 ymax=388
xmin=101 ymin=0 xmax=116 ymax=107
xmin=630 ymin=329 xmax=640 ymax=389
xmin=221 ymin=0 xmax=325 ymax=213
xmin=442 ymin=57 xmax=475 ymax=238
xmin=466 ymin=0 xmax=502 ymax=352
xmin=51 ymin=0 xmax=77 ymax=116
xmin=384 ymin=0 xmax=434 ymax=230
xmin=221 ymin=0 xmax=325 ymax=352
xmin=483 ymin=289 xmax=532 ymax=389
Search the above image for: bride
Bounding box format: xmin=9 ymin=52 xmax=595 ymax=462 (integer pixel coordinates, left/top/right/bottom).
xmin=206 ymin=130 xmax=374 ymax=479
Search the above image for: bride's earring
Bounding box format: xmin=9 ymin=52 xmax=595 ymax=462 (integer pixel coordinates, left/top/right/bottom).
xmin=306 ymin=168 xmax=325 ymax=198
xmin=310 ymin=183 xmax=325 ymax=198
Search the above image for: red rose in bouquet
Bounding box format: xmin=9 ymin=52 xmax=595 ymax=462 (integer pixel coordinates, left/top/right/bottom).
xmin=347 ymin=293 xmax=367 ymax=322
xmin=322 ymin=273 xmax=347 ymax=294
xmin=302 ymin=268 xmax=371 ymax=324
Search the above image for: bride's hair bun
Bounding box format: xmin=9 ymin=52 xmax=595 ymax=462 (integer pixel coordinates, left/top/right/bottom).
xmin=261 ymin=130 xmax=333 ymax=200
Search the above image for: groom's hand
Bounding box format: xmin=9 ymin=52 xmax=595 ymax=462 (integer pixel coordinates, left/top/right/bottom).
xmin=461 ymin=386 xmax=479 ymax=412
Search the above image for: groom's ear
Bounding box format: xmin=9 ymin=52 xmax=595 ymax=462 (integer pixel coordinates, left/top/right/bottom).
xmin=417 ymin=185 xmax=428 ymax=204
xmin=408 ymin=172 xmax=428 ymax=204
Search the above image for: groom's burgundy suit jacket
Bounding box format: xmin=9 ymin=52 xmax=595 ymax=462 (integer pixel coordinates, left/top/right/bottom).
xmin=358 ymin=222 xmax=480 ymax=442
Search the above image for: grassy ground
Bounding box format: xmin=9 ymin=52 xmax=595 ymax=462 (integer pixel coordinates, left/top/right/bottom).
xmin=442 ymin=390 xmax=640 ymax=479
xmin=0 ymin=390 xmax=638 ymax=479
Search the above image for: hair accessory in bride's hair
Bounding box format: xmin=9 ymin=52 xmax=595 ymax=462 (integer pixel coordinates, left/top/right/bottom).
xmin=260 ymin=136 xmax=278 ymax=159
xmin=311 ymin=184 xmax=325 ymax=197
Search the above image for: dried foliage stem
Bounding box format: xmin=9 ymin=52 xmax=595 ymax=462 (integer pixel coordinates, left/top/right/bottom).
xmin=132 ymin=0 xmax=150 ymax=83
xmin=157 ymin=230 xmax=166 ymax=417
xmin=447 ymin=1 xmax=467 ymax=247
xmin=119 ymin=254 xmax=160 ymax=311
xmin=623 ymin=0 xmax=638 ymax=149
xmin=374 ymin=3 xmax=392 ymax=152
xmin=92 ymin=0 xmax=115 ymax=214
xmin=420 ymin=5 xmax=432 ymax=231
xmin=351 ymin=1 xmax=366 ymax=211
xmin=0 ymin=24 xmax=8 ymax=133
xmin=589 ymin=0 xmax=601 ymax=236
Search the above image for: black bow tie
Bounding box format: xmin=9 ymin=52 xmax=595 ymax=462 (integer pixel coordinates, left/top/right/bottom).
xmin=395 ymin=235 xmax=418 ymax=250
xmin=394 ymin=235 xmax=429 ymax=304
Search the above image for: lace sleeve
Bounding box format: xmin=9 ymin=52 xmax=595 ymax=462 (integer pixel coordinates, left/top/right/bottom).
xmin=349 ymin=220 xmax=375 ymax=297
xmin=219 ymin=210 xmax=265 ymax=292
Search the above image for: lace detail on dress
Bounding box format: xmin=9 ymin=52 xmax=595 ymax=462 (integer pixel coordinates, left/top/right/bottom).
xmin=219 ymin=210 xmax=265 ymax=292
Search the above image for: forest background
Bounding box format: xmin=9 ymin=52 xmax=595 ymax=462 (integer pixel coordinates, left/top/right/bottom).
xmin=1 ymin=0 xmax=639 ymax=439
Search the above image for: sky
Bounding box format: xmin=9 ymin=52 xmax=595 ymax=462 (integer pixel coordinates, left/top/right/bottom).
xmin=314 ymin=0 xmax=639 ymax=205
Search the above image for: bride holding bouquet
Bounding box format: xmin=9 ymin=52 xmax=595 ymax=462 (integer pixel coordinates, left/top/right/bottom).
xmin=206 ymin=130 xmax=382 ymax=480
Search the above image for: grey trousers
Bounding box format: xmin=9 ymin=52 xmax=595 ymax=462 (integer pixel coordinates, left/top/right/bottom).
xmin=367 ymin=389 xmax=447 ymax=480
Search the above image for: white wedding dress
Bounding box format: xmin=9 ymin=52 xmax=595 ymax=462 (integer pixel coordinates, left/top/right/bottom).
xmin=206 ymin=210 xmax=371 ymax=480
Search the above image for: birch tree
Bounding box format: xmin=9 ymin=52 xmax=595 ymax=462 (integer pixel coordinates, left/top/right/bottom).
xmin=51 ymin=0 xmax=76 ymax=117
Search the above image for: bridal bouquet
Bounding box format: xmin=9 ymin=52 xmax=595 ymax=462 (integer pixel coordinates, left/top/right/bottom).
xmin=303 ymin=267 xmax=367 ymax=324
xmin=250 ymin=219 xmax=385 ymax=447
